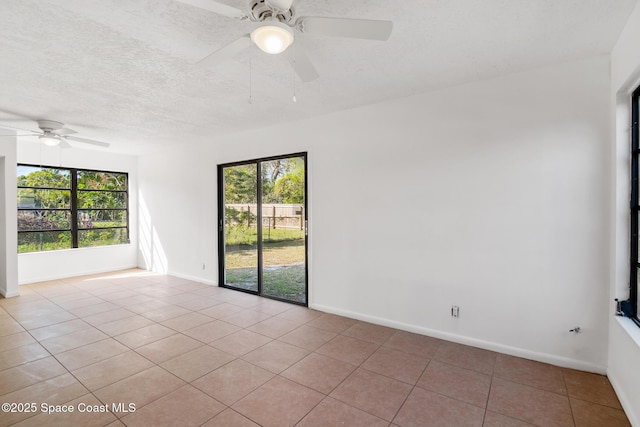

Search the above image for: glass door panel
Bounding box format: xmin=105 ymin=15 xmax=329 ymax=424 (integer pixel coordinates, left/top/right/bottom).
xmin=260 ymin=157 xmax=306 ymax=303
xmin=222 ymin=164 xmax=258 ymax=292
xmin=218 ymin=153 xmax=307 ymax=305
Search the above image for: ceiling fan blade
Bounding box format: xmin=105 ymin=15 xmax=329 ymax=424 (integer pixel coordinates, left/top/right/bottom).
xmin=53 ymin=127 xmax=77 ymax=136
xmin=176 ymin=0 xmax=247 ymax=19
xmin=0 ymin=124 xmax=40 ymax=134
xmin=197 ymin=36 xmax=251 ymax=68
xmin=65 ymin=135 xmax=110 ymax=148
xmin=59 ymin=139 xmax=72 ymax=149
xmin=287 ymin=43 xmax=319 ymax=82
xmin=266 ymin=0 xmax=294 ymax=11
xmin=297 ymin=17 xmax=393 ymax=41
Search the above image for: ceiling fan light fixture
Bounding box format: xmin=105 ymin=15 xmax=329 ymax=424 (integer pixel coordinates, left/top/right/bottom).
xmin=39 ymin=134 xmax=60 ymax=146
xmin=251 ymin=23 xmax=294 ymax=54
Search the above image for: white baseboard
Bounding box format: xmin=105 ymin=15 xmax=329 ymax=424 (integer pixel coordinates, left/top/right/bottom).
xmin=167 ymin=270 xmax=217 ymax=287
xmin=608 ymin=372 xmax=640 ymax=427
xmin=18 ymin=264 xmax=138 ymax=285
xmin=0 ymin=289 xmax=20 ymax=298
xmin=310 ymin=303 xmax=607 ymax=374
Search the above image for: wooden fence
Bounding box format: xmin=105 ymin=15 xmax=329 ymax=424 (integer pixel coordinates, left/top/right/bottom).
xmin=225 ymin=204 xmax=304 ymax=230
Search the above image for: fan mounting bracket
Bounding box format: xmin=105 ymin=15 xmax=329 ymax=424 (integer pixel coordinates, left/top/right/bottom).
xmin=250 ymin=0 xmax=294 ymax=23
xmin=37 ymin=120 xmax=64 ymax=132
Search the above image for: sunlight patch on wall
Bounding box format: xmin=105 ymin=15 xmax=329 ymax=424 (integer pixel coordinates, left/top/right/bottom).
xmin=138 ymin=191 xmax=167 ymax=274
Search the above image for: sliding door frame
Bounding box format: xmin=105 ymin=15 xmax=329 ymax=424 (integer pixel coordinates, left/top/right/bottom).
xmin=217 ymin=152 xmax=308 ymax=306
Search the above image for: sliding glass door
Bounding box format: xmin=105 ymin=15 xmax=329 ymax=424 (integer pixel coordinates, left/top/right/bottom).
xmin=218 ymin=153 xmax=307 ymax=305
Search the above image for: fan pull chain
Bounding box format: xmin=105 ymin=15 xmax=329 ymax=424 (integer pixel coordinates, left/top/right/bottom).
xmin=248 ymin=46 xmax=253 ymax=105
xmin=292 ymin=44 xmax=297 ymax=103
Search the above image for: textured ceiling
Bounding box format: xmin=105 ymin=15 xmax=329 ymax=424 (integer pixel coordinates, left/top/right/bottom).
xmin=0 ymin=0 xmax=636 ymax=154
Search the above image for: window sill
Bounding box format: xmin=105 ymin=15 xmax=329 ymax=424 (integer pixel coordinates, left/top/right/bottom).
xmin=17 ymin=243 xmax=132 ymax=256
xmin=615 ymin=316 xmax=640 ymax=349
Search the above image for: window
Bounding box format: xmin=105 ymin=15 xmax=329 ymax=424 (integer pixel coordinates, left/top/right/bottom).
xmin=18 ymin=164 xmax=129 ymax=253
xmin=630 ymin=86 xmax=640 ymax=326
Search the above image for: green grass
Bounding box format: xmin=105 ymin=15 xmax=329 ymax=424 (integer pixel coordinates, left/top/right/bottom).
xmin=225 ymin=226 xmax=303 ymax=247
xmin=226 ymin=264 xmax=305 ymax=303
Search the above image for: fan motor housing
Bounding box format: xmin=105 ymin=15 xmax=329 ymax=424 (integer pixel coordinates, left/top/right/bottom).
xmin=37 ymin=120 xmax=64 ymax=132
xmin=250 ymin=0 xmax=294 ymax=23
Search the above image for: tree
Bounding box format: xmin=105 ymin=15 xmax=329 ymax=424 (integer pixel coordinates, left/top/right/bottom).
xmin=274 ymin=160 xmax=304 ymax=203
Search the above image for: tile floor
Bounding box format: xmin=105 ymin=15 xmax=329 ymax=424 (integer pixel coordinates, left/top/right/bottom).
xmin=0 ymin=269 xmax=631 ymax=427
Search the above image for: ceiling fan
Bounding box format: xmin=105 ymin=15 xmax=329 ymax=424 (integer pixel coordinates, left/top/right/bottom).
xmin=178 ymin=0 xmax=393 ymax=82
xmin=0 ymin=120 xmax=110 ymax=148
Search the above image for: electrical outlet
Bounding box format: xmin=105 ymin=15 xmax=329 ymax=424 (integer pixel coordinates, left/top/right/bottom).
xmin=451 ymin=306 xmax=460 ymax=318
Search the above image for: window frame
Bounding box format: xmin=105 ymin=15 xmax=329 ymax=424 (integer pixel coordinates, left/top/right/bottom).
xmin=630 ymin=86 xmax=640 ymax=326
xmin=18 ymin=164 xmax=129 ymax=252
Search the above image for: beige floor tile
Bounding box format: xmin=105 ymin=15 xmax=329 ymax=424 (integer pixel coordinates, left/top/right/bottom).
xmin=120 ymin=385 xmax=224 ymax=427
xmin=94 ymin=366 xmax=185 ymax=414
xmin=221 ymin=310 xmax=273 ymax=328
xmin=69 ymin=301 xmax=120 ymax=317
xmin=199 ymin=303 xmax=246 ymax=319
xmin=141 ymin=305 xmax=191 ymax=322
xmin=210 ymin=330 xmax=272 ymax=356
xmin=0 ymin=356 xmax=67 ymax=395
xmin=278 ymin=325 xmax=336 ymax=351
xmin=55 ymin=338 xmax=129 ymax=371
xmin=183 ymin=320 xmax=240 ymax=343
xmin=135 ymin=333 xmax=202 ymax=363
xmin=3 ymin=272 xmax=630 ymax=427
xmin=307 ymin=313 xmax=357 ymax=333
xmin=0 ymin=332 xmax=38 ymax=352
xmin=570 ymin=397 xmax=631 ymax=427
xmin=201 ymin=408 xmax=260 ymax=427
xmin=81 ymin=308 xmax=136 ymax=326
xmin=316 ymin=335 xmax=379 ymax=366
xmin=330 ymin=368 xmax=412 ymax=421
xmin=56 ymin=296 xmax=105 ymax=310
xmin=433 ymin=341 xmax=497 ymax=375
xmin=246 ymin=316 xmax=300 ymax=338
xmin=298 ymin=397 xmax=388 ymax=427
xmin=114 ymin=323 xmax=177 ymax=348
xmin=394 ymin=386 xmax=485 ymax=427
xmin=277 ymin=307 xmax=323 ymax=324
xmin=232 ymin=376 xmax=324 ymax=427
xmin=29 ymin=319 xmax=91 ymax=341
xmin=174 ymin=297 xmax=223 ymax=311
xmin=161 ymin=345 xmax=234 ymax=382
xmin=563 ymin=369 xmax=623 ymax=409
xmin=96 ymin=315 xmax=156 ymax=336
xmin=342 ymin=321 xmax=396 ymax=344
xmin=193 ymin=359 xmax=274 ymax=405
xmin=161 ymin=312 xmax=214 ymax=331
xmin=417 ymin=360 xmax=491 ymax=408
xmin=0 ymin=316 xmax=26 ymax=336
xmin=482 ymin=410 xmax=536 ymax=426
xmin=494 ymin=354 xmax=566 ymax=395
xmin=252 ymin=299 xmax=295 ymax=316
xmin=0 ymin=342 xmax=50 ymax=370
xmin=242 ymin=340 xmax=309 ymax=373
xmin=487 ymin=378 xmax=573 ymax=426
xmin=362 ymin=346 xmax=429 ymax=384
xmin=72 ymin=351 xmax=154 ymax=390
xmin=282 ymin=352 xmax=355 ymax=394
xmin=40 ymin=327 xmax=108 ymax=354
xmin=124 ymin=299 xmax=171 ymax=314
xmin=14 ymin=393 xmax=118 ymax=427
xmin=0 ymin=374 xmax=88 ymax=427
xmin=18 ymin=311 xmax=77 ymax=330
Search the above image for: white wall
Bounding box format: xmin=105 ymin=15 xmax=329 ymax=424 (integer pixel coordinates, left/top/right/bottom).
xmin=139 ymin=55 xmax=611 ymax=372
xmin=17 ymin=141 xmax=138 ymax=284
xmin=0 ymin=132 xmax=18 ymax=297
xmin=609 ymin=1 xmax=640 ymax=425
